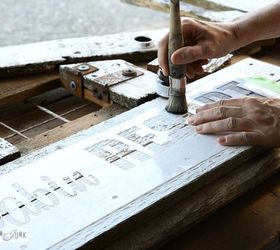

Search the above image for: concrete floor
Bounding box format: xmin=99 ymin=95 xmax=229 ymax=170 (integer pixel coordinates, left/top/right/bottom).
xmin=0 ymin=0 xmax=169 ymax=47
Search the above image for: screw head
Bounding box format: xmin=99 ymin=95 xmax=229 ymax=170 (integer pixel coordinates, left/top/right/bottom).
xmin=122 ymin=68 xmax=137 ymax=77
xmin=78 ymin=65 xmax=90 ymax=71
xmin=69 ymin=81 xmax=77 ymax=92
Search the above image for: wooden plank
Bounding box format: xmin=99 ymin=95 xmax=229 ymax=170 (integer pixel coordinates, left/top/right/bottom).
xmin=16 ymin=104 xmax=127 ymax=155
xmin=122 ymin=0 xmax=243 ymax=21
xmin=189 ymin=0 xmax=276 ymax=12
xmin=0 ymin=73 xmax=60 ymax=108
xmin=123 ymin=0 xmax=277 ymax=19
xmin=161 ymin=160 xmax=280 ymax=250
xmin=0 ymin=95 xmax=267 ymax=249
xmin=0 ymin=29 xmax=166 ymax=78
xmin=60 ymin=60 xmax=158 ymax=108
xmin=0 ymin=138 xmax=20 ymax=165
xmin=108 ymin=150 xmax=280 ymax=250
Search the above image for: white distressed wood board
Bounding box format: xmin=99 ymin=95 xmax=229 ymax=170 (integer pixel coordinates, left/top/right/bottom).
xmin=200 ymin=0 xmax=276 ymax=12
xmin=1 ymin=58 xmax=279 ymax=249
xmin=0 ymin=98 xmax=260 ymax=250
xmin=60 ymin=59 xmax=158 ymax=108
xmin=0 ymin=29 xmax=167 ymax=78
xmin=123 ymin=0 xmax=277 ymax=21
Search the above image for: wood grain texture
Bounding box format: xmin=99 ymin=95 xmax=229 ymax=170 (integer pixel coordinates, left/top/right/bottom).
xmin=161 ymin=153 xmax=280 ymax=250
xmin=61 ymin=60 xmax=158 ymax=108
xmin=0 ymin=29 xmax=166 ymax=78
xmin=0 ymin=73 xmax=60 ymax=108
xmin=123 ymin=0 xmax=277 ymax=19
xmin=122 ymin=0 xmax=243 ymax=21
xmin=105 ymin=150 xmax=280 ymax=250
xmin=16 ymin=104 xmax=127 ymax=155
xmin=0 ymin=138 xmax=20 ymax=165
xmin=0 ymin=97 xmax=267 ymax=250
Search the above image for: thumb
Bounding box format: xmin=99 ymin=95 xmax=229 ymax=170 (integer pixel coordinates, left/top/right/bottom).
xmin=171 ymin=45 xmax=206 ymax=65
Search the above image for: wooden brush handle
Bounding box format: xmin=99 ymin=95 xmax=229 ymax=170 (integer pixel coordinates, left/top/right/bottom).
xmin=168 ymin=0 xmax=185 ymax=79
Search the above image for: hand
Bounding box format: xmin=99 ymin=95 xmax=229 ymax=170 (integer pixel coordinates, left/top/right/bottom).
xmin=187 ymin=97 xmax=280 ymax=147
xmin=158 ymin=18 xmax=237 ymax=79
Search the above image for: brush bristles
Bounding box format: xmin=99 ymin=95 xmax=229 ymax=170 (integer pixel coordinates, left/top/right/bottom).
xmin=165 ymin=94 xmax=188 ymax=114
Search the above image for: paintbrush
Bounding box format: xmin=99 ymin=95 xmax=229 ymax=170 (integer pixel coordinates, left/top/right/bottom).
xmin=165 ymin=0 xmax=188 ymax=114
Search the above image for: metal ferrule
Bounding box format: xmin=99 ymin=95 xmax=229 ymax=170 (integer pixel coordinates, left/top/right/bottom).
xmin=168 ymin=77 xmax=186 ymax=96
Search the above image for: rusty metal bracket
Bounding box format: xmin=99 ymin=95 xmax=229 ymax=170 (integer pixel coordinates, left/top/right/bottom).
xmin=84 ymin=68 xmax=144 ymax=103
xmin=60 ymin=63 xmax=98 ymax=98
xmin=60 ymin=62 xmax=144 ymax=104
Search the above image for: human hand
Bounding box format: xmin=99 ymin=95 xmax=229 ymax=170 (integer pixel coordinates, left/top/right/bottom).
xmin=187 ymin=97 xmax=280 ymax=147
xmin=158 ymin=18 xmax=237 ymax=79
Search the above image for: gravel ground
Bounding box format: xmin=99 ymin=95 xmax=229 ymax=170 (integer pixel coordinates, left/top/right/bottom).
xmin=0 ymin=0 xmax=169 ymax=46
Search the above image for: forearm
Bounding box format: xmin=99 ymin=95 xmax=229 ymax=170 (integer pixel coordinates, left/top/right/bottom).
xmin=231 ymin=2 xmax=280 ymax=50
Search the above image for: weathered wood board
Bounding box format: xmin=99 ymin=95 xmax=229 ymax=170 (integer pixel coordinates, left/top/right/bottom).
xmin=0 ymin=138 xmax=20 ymax=165
xmin=60 ymin=60 xmax=158 ymax=108
xmin=122 ymin=0 xmax=277 ymax=21
xmin=0 ymin=97 xmax=264 ymax=250
xmin=122 ymin=0 xmax=243 ymax=21
xmin=0 ymin=73 xmax=60 ymax=108
xmin=0 ymin=29 xmax=166 ymax=78
xmin=1 ymin=58 xmax=279 ymax=249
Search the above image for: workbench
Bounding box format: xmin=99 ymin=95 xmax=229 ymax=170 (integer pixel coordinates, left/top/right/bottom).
xmin=122 ymin=1 xmax=280 ymax=249
xmin=0 ymin=2 xmax=280 ymax=249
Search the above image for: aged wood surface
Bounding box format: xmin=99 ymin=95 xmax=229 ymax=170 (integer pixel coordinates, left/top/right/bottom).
xmin=0 ymin=138 xmax=20 ymax=165
xmin=0 ymin=29 xmax=166 ymax=78
xmin=0 ymin=73 xmax=60 ymax=108
xmin=16 ymin=104 xmax=127 ymax=155
xmin=0 ymin=58 xmax=279 ymax=249
xmin=106 ymin=150 xmax=280 ymax=250
xmin=0 ymin=95 xmax=267 ymax=249
xmin=161 ymin=157 xmax=280 ymax=250
xmin=122 ymin=0 xmax=276 ymax=20
xmin=60 ymin=60 xmax=158 ymax=108
xmin=122 ymin=0 xmax=243 ymax=21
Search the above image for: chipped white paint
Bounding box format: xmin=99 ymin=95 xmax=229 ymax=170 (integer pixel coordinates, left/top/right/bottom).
xmin=0 ymin=29 xmax=167 ymax=76
xmin=0 ymin=98 xmax=261 ymax=250
xmin=61 ymin=59 xmax=157 ymax=108
xmin=205 ymin=0 xmax=276 ymax=12
xmin=0 ymin=138 xmax=20 ymax=165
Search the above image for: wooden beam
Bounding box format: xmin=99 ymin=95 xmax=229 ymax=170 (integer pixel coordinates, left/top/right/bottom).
xmin=0 ymin=73 xmax=60 ymax=108
xmin=0 ymin=29 xmax=166 ymax=78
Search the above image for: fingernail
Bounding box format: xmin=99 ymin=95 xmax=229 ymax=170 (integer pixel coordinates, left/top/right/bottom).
xmin=218 ymin=137 xmax=226 ymax=144
xmin=196 ymin=125 xmax=202 ymax=132
xmin=187 ymin=116 xmax=195 ymax=125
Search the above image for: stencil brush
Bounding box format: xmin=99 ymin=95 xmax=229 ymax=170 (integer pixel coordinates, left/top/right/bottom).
xmin=165 ymin=0 xmax=188 ymax=114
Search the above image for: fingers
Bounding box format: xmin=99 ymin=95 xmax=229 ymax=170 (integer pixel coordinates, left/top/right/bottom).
xmin=171 ymin=45 xmax=206 ymax=65
xmin=158 ymin=33 xmax=169 ymax=76
xmin=195 ymin=117 xmax=255 ymax=134
xmin=218 ymin=132 xmax=262 ymax=146
xmin=188 ymin=106 xmax=243 ymax=125
xmin=197 ymin=98 xmax=246 ymax=112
